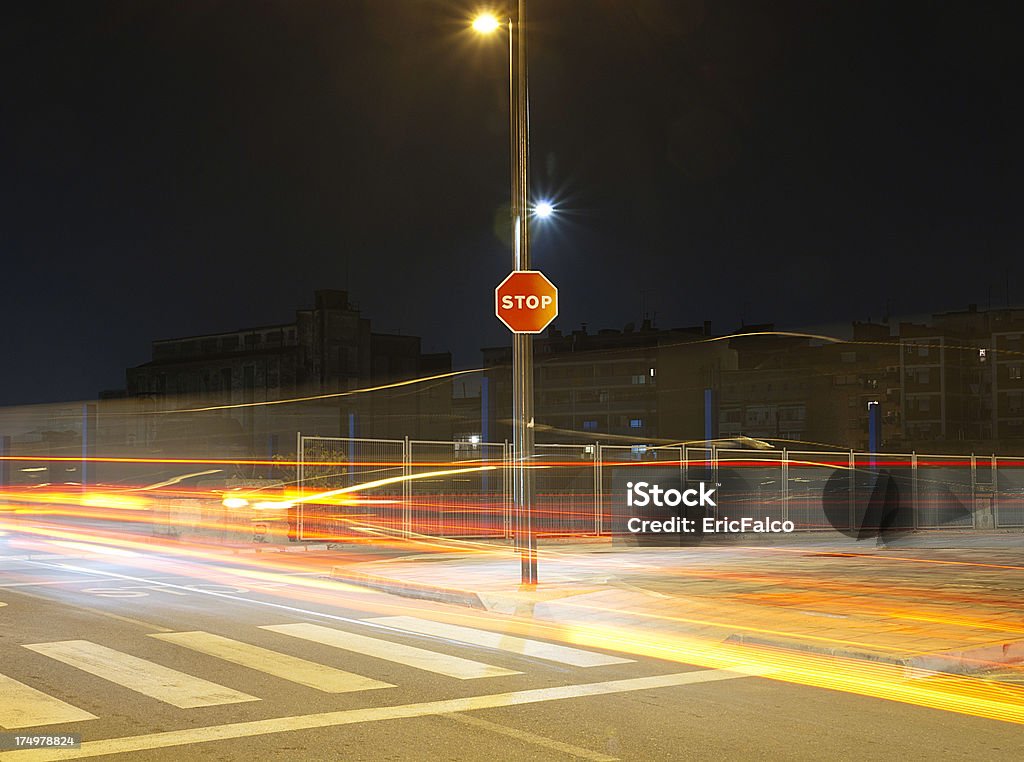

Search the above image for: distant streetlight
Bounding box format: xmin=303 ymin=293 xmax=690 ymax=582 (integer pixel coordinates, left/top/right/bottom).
xmin=472 ymin=2 xmax=538 ymax=586
xmin=534 ymin=200 xmax=554 ymax=219
xmin=471 ymin=13 xmax=500 ymax=34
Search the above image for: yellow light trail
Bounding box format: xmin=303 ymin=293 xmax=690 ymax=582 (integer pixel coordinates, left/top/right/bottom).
xmin=154 ymin=367 xmax=484 ymax=414
xmin=4 ymin=517 xmax=1024 ymax=724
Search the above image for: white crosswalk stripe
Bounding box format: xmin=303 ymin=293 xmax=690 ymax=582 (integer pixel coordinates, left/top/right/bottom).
xmin=23 ymin=641 xmax=259 ymax=708
xmin=0 ymin=672 xmax=96 ymax=729
xmin=260 ymin=623 xmax=522 ymax=680
xmin=5 ymin=617 xmax=625 ymax=725
xmin=149 ymin=631 xmax=394 ymax=693
xmin=365 ymin=616 xmax=634 ymax=667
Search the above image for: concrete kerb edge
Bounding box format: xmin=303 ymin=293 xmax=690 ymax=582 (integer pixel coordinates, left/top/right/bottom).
xmin=329 ymin=568 xmax=488 ymax=610
xmin=331 ymin=575 xmax=1024 ymax=677
xmin=327 ymin=562 xmax=1024 ymax=678
xmin=725 ymin=633 xmax=1024 ymax=677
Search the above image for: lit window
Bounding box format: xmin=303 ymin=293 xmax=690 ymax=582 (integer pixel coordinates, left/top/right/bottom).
xmin=630 ymin=418 xmax=644 ymax=429
xmin=583 ymin=420 xmax=598 ymax=431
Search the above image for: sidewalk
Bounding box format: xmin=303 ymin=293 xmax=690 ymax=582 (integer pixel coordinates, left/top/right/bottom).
xmin=330 ymin=530 xmax=1024 ymax=676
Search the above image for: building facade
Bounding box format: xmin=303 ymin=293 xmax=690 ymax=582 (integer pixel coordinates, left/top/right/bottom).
xmin=482 ymin=321 xmax=737 ymax=445
xmin=125 ymin=290 xmax=453 ymax=452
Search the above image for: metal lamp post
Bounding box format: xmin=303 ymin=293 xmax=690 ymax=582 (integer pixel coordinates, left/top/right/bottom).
xmin=474 ymin=1 xmax=537 ymax=585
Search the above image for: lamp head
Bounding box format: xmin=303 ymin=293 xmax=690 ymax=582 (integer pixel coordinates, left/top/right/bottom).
xmin=472 ymin=13 xmax=501 ymax=34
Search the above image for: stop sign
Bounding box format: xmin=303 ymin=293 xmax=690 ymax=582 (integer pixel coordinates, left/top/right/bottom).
xmin=495 ymin=270 xmax=558 ymax=333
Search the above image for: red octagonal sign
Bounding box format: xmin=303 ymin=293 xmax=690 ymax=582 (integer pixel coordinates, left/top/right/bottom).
xmin=495 ymin=270 xmax=558 ymax=334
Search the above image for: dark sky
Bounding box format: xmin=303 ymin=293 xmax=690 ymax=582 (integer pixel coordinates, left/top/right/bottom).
xmin=1 ymin=0 xmax=1020 ymax=405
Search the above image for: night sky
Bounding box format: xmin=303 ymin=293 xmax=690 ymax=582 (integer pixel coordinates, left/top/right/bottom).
xmin=2 ymin=1 xmax=1020 ymax=405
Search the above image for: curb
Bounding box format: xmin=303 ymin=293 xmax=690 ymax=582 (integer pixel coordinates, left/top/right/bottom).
xmin=331 ymin=570 xmax=1024 ymax=677
xmin=329 ymin=568 xmax=486 ymax=609
xmin=215 ymin=543 xmax=333 ymax=555
xmin=724 ymin=633 xmax=1024 ymax=676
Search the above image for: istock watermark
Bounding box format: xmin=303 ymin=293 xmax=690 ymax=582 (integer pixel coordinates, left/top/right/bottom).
xmin=625 ymin=516 xmax=795 ymax=534
xmin=626 ymin=480 xmax=718 ymax=508
xmin=615 ymin=478 xmax=794 ymax=545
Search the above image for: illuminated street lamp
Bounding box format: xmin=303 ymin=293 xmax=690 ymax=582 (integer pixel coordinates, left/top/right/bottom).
xmin=471 ymin=13 xmax=500 ymax=34
xmin=473 ymin=2 xmax=538 ymax=585
xmin=534 ymin=200 xmax=554 ymax=219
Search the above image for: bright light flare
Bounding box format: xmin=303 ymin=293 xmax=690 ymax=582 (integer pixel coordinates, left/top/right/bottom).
xmin=251 ymin=501 xmax=294 ymax=511
xmin=471 ymin=13 xmax=500 ymax=33
xmin=79 ymin=492 xmax=152 ymax=511
xmin=46 ymin=540 xmax=139 ymax=558
xmin=534 ymin=200 xmax=555 ymax=218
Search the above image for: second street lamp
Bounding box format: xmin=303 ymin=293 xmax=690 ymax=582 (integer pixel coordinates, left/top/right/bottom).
xmin=473 ymin=2 xmax=537 ymax=586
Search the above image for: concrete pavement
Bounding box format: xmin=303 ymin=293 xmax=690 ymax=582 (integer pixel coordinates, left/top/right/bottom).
xmin=329 ymin=530 xmax=1024 ymax=676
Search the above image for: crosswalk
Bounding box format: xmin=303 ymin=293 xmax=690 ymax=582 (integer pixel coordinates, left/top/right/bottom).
xmin=23 ymin=641 xmax=259 ymax=709
xmin=0 ymin=617 xmax=635 ymax=730
xmin=0 ymin=672 xmax=97 ymax=728
xmin=366 ymin=616 xmax=634 ymax=667
xmin=261 ymin=623 xmax=522 ymax=680
xmin=149 ymin=631 xmax=394 ymax=693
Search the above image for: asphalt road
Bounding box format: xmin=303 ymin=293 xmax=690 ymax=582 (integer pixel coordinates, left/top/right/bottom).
xmin=0 ymin=531 xmax=1021 ymax=761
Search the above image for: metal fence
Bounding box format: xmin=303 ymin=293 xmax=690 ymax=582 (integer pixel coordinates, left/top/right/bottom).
xmin=535 ymin=443 xmax=599 ymax=535
xmin=296 ymin=435 xmax=406 ymax=541
xmin=407 ymin=439 xmax=510 ymax=539
xmin=295 ymin=434 xmax=1024 ymax=539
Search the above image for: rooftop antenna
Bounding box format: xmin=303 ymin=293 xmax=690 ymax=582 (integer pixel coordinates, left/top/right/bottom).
xmin=640 ymin=289 xmax=654 ymax=322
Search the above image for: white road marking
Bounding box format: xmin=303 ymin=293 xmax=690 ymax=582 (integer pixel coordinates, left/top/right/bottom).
xmin=367 ymin=615 xmax=633 ymax=667
xmin=22 ymin=641 xmax=259 ymax=709
xmin=12 ymin=560 xmax=424 ymax=637
xmin=0 ymin=668 xmax=766 ymax=760
xmin=149 ymin=631 xmax=394 ymax=693
xmin=260 ymin=623 xmax=521 ymax=680
xmin=0 ymin=673 xmax=97 ymax=729
xmin=443 ymin=712 xmax=619 ymax=761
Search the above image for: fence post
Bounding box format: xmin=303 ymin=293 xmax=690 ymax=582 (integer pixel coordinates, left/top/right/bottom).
xmin=403 ymin=436 xmax=411 ymax=539
xmin=594 ymin=442 xmax=602 ymax=535
xmin=295 ymin=431 xmax=304 ymax=542
xmin=782 ymin=448 xmax=789 ymax=523
xmin=970 ymin=453 xmax=977 ymax=529
xmin=848 ymin=450 xmax=855 ymax=531
xmin=505 ymin=440 xmax=514 ymax=542
xmin=0 ymin=435 xmax=10 ymax=490
xmin=992 ymin=454 xmax=998 ymax=529
xmin=911 ymin=451 xmax=919 ymax=530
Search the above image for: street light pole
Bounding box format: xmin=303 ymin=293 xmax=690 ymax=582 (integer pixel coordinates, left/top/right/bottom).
xmin=510 ymin=0 xmax=537 ymax=586
xmin=474 ymin=2 xmax=536 ymax=585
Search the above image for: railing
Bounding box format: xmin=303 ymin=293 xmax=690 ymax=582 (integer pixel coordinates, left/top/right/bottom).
xmin=295 ymin=434 xmax=1024 ymax=540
